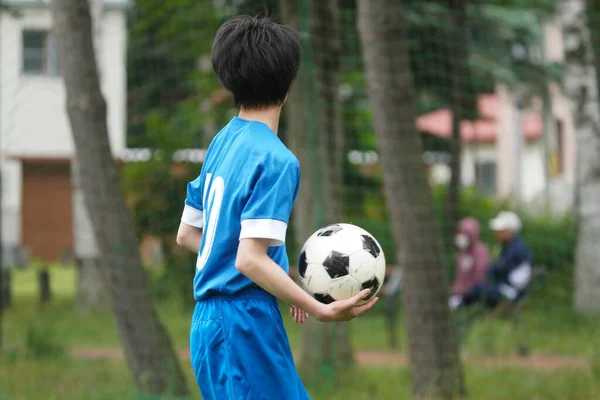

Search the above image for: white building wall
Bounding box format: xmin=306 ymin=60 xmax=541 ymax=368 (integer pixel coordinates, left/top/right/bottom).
xmin=461 ymin=144 xmax=496 ymax=187
xmin=456 ymin=142 xmax=545 ymax=203
xmin=521 ymin=143 xmax=546 ymax=202
xmin=0 ymin=7 xmax=126 ymax=158
xmin=0 ymin=2 xmax=127 ymax=254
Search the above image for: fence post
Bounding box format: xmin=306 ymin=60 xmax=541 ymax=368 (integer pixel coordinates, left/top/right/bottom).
xmin=38 ymin=266 xmax=51 ymax=305
xmin=0 ymin=268 xmax=10 ymax=309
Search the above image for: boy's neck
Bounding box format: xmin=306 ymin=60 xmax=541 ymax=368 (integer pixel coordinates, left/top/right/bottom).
xmin=238 ymin=106 xmax=282 ymax=135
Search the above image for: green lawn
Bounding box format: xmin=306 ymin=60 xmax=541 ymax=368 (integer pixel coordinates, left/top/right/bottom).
xmin=4 ymin=267 xmax=600 ymax=356
xmin=2 ymin=266 xmax=600 ymax=399
xmin=1 ymin=357 xmax=599 ymax=400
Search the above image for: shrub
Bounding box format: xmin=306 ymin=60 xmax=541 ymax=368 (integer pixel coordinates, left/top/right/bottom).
xmin=25 ymin=325 xmax=65 ymax=360
xmin=346 ymin=185 xmax=576 ymax=298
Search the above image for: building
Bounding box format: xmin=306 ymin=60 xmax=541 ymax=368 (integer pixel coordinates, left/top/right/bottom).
xmin=0 ymin=0 xmax=128 ymax=263
xmin=418 ymin=20 xmax=576 ymax=214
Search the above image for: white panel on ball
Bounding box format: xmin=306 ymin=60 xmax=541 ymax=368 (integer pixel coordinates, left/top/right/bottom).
xmin=348 ymin=250 xmax=377 ymax=282
xmin=329 ymin=231 xmax=365 ymax=256
xmin=302 ymin=263 xmax=333 ymax=294
xmin=328 ymin=275 xmax=362 ymax=300
xmin=305 ymin=235 xmax=334 ymax=264
xmin=375 ymin=255 xmax=387 ymax=284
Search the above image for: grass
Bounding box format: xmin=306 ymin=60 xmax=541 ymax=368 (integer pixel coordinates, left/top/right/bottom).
xmin=0 ymin=357 xmax=599 ymax=400
xmin=4 ymin=266 xmax=400 ymax=352
xmin=2 ymin=266 xmax=600 ymax=399
xmin=4 ymin=267 xmax=600 ymax=356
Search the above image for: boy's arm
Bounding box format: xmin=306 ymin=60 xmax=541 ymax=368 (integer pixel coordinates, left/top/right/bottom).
xmin=176 ymin=222 xmax=202 ymax=254
xmin=236 ymin=237 xmax=377 ymax=322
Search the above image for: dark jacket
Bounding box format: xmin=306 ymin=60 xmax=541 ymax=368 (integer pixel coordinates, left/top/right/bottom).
xmin=488 ymin=235 xmax=532 ymax=287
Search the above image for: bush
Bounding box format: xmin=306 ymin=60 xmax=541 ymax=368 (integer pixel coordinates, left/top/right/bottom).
xmin=521 ymin=215 xmax=576 ymax=274
xmin=25 ymin=325 xmax=65 ymax=360
xmin=346 ymin=185 xmax=576 ymax=289
xmin=433 ymin=185 xmax=575 ymax=272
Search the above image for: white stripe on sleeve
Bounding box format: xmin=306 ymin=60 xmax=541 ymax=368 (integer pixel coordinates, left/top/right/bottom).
xmin=239 ymin=219 xmax=288 ymax=247
xmin=181 ymin=204 xmax=204 ymax=228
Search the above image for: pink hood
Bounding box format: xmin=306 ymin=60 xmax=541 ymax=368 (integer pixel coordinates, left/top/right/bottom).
xmin=452 ymin=217 xmax=491 ymax=295
xmin=458 ymin=217 xmax=480 ymax=244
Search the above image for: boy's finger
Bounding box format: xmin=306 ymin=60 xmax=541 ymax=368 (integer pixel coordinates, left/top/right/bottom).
xmin=330 ymin=289 xmax=371 ymax=312
xmin=352 ymin=297 xmax=379 ymax=317
xmin=342 ymin=289 xmax=371 ymax=308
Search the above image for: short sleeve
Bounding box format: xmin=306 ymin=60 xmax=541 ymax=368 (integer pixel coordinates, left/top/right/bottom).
xmin=239 ymin=156 xmax=300 ymax=246
xmin=181 ymin=175 xmax=204 ymax=228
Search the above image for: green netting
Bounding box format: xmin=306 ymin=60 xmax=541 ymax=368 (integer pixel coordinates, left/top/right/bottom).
xmin=2 ymin=0 xmax=600 ymax=399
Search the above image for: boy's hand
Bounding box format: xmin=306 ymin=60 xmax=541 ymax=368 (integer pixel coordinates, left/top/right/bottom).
xmin=315 ymin=289 xmax=378 ymax=322
xmin=290 ymin=306 xmax=309 ymax=324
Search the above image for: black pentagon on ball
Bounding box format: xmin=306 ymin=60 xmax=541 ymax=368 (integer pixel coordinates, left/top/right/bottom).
xmin=298 ymin=250 xmax=308 ymax=278
xmin=322 ymin=250 xmax=349 ymax=279
xmin=361 ymin=277 xmax=380 ymax=300
xmin=314 ymin=293 xmax=336 ymax=304
xmin=317 ymin=224 xmax=343 ymax=237
xmin=361 ymin=234 xmax=381 ymax=258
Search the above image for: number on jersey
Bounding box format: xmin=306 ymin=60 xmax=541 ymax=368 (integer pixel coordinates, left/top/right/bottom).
xmin=197 ymin=173 xmax=224 ymax=271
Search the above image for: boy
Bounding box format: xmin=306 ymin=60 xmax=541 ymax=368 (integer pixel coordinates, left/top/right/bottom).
xmin=176 ymin=15 xmax=378 ymax=400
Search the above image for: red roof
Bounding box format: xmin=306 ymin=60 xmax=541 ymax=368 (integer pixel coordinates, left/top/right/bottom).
xmin=416 ymin=94 xmax=543 ymax=143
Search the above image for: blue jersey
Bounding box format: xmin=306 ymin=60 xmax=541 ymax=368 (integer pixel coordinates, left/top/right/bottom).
xmin=180 ymin=116 xmax=300 ymax=301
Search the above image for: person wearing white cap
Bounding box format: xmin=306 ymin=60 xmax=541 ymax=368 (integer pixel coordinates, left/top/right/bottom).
xmin=454 ymin=211 xmax=533 ymax=310
xmin=489 ymin=211 xmax=522 ymax=240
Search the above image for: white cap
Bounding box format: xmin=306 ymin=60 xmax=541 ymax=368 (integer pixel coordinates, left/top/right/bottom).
xmin=489 ymin=211 xmax=522 ymax=232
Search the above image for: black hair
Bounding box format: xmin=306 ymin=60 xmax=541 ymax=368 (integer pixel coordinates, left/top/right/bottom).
xmin=211 ymin=15 xmax=302 ymax=109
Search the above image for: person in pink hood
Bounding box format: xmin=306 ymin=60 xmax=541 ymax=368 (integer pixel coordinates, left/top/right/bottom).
xmin=449 ymin=217 xmax=490 ymax=310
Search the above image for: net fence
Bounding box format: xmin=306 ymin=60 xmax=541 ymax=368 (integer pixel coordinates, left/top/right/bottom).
xmin=0 ymin=0 xmax=598 ymax=399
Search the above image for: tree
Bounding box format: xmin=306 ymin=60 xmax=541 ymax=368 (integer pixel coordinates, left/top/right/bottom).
xmin=402 ymin=1 xmax=477 ymax=237
xmin=72 ymin=154 xmax=106 ymax=313
xmin=71 ymin=0 xmax=105 ymax=314
xmin=279 ymin=0 xmax=354 ymax=382
xmin=0 ymin=1 xmax=3 ymax=352
xmin=560 ymin=0 xmax=600 ymax=313
xmin=122 ymin=144 xmax=198 ymax=310
xmin=447 ymin=0 xmax=471 ymax=236
xmin=357 ymin=0 xmax=463 ymax=398
xmin=51 ymin=0 xmax=187 ymax=395
xmin=127 ymin=0 xmax=228 ymax=148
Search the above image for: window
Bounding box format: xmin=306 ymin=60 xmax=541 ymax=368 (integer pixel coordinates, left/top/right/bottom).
xmin=476 ymin=161 xmax=497 ymax=197
xmin=22 ymin=30 xmax=59 ymax=76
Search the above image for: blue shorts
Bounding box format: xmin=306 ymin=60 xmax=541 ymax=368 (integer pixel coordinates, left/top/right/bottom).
xmin=190 ymin=288 xmax=311 ymax=400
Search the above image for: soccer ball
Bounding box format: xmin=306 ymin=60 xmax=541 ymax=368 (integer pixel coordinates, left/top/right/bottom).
xmin=297 ymin=223 xmax=386 ymax=305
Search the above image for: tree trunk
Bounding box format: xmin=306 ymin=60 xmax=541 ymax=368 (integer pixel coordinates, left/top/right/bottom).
xmin=587 ymin=0 xmax=600 ymax=96
xmin=0 ymin=261 xmax=3 ymax=352
xmin=447 ymin=3 xmax=469 ymax=394
xmin=76 ymin=258 xmax=105 ymax=312
xmin=357 ymin=1 xmax=464 ymax=399
xmin=0 ymin=0 xmax=4 ymax=352
xmin=72 ymin=155 xmax=106 ymax=313
xmin=560 ymin=0 xmax=600 ymax=313
xmin=51 ymin=0 xmax=188 ymax=395
xmin=279 ymin=0 xmax=353 ymax=381
xmin=447 ymin=0 xmax=469 ymax=237
xmin=310 ymin=0 xmax=345 ymax=222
